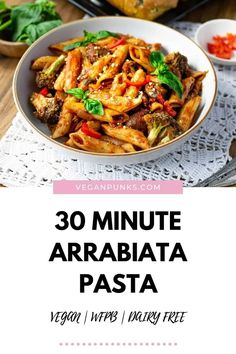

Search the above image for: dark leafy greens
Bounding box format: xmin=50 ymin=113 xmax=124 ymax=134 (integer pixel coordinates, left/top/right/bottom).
xmin=64 ymin=30 xmax=118 ymax=51
xmin=0 ymin=1 xmax=7 ymax=10
xmin=150 ymin=50 xmax=183 ymax=98
xmin=0 ymin=0 xmax=62 ymax=44
xmin=0 ymin=1 xmax=11 ymax=32
xmin=66 ymin=88 xmax=104 ymax=116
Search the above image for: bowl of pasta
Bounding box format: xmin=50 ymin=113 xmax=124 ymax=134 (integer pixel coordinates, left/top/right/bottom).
xmin=13 ymin=17 xmax=217 ymax=164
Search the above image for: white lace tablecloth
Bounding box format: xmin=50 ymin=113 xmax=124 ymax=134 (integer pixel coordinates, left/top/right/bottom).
xmin=0 ymin=22 xmax=236 ymax=187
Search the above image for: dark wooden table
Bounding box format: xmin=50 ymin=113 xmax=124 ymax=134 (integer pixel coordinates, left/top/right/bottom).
xmin=0 ymin=0 xmax=236 ymax=159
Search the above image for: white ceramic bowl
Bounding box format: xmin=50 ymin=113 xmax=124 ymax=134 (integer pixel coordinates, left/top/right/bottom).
xmin=13 ymin=17 xmax=217 ymax=165
xmin=195 ymin=19 xmax=236 ymax=66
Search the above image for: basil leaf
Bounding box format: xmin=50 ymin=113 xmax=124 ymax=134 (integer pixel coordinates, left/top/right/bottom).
xmin=64 ymin=29 xmax=118 ymax=51
xmin=64 ymin=36 xmax=95 ymax=51
xmin=85 ymin=99 xmax=104 ymax=115
xmin=83 ymin=30 xmax=95 ymax=41
xmin=152 ymin=63 xmax=169 ymax=76
xmin=157 ymin=62 xmax=169 ymax=74
xmin=66 ymin=89 xmax=104 ymax=115
xmin=149 ymin=50 xmax=183 ymax=98
xmin=11 ymin=0 xmax=61 ymax=42
xmin=0 ymin=0 xmax=61 ymax=41
xmin=158 ymin=71 xmax=183 ymax=98
xmin=95 ymin=30 xmax=118 ymax=39
xmin=0 ymin=9 xmax=10 ymax=26
xmin=84 ymin=90 xmax=90 ymax=99
xmin=21 ymin=20 xmax=62 ymax=45
xmin=150 ymin=50 xmax=165 ymax=68
xmin=0 ymin=18 xmax=11 ymax=31
xmin=63 ymin=39 xmax=90 ymax=50
xmin=0 ymin=1 xmax=7 ymax=11
xmin=66 ymin=88 xmax=86 ymax=100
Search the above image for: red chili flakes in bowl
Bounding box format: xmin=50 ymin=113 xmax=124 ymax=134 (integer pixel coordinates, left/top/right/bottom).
xmin=207 ymin=33 xmax=236 ymax=60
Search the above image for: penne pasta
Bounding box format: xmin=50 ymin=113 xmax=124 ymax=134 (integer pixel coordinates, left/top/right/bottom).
xmin=64 ymin=98 xmax=93 ymax=119
xmin=191 ymin=71 xmax=207 ymax=97
xmin=121 ymin=143 xmax=136 ymax=152
xmin=177 ymin=96 xmax=201 ymax=132
xmin=102 ymin=135 xmax=136 ymax=152
xmin=49 ymin=37 xmax=83 ymax=53
xmin=90 ymin=92 xmax=143 ymax=113
xmin=124 ymin=68 xmax=146 ymax=98
xmin=87 ymin=55 xmax=112 ymax=81
xmin=126 ymin=37 xmax=148 ymax=47
xmin=99 ymin=109 xmax=129 ymax=123
xmin=91 ymin=45 xmax=129 ymax=89
xmin=31 ymin=56 xmax=58 ymax=70
xmin=52 ymin=101 xmax=73 ymax=139
xmin=54 ymin=66 xmax=66 ymax=90
xmin=129 ymin=45 xmax=153 ymax=72
xmin=97 ymin=36 xmax=119 ymax=47
xmin=70 ymin=131 xmax=125 ymax=153
xmin=64 ymin=48 xmax=82 ymax=90
xmin=150 ymin=102 xmax=163 ymax=112
xmin=110 ymin=73 xmax=127 ymax=96
xmin=168 ymin=77 xmax=195 ymax=107
xmin=65 ymin=97 xmax=128 ymax=123
xmin=30 ymin=30 xmax=207 ymax=154
xmin=55 ymin=90 xmax=67 ymax=103
xmin=192 ymin=71 xmax=207 ymax=79
xmin=65 ymin=137 xmax=78 ymax=148
xmin=102 ymin=124 xmax=149 ymax=150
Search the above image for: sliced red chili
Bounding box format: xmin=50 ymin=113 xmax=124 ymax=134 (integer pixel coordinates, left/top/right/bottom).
xmin=125 ymin=75 xmax=151 ymax=87
xmin=227 ymin=33 xmax=236 ymax=50
xmin=156 ymin=93 xmax=165 ymax=105
xmin=207 ymin=33 xmax=236 ymax=60
xmin=164 ymin=102 xmax=177 ymax=117
xmin=216 ymin=50 xmax=232 ymax=59
xmin=207 ymin=43 xmax=217 ymax=55
xmin=157 ymin=93 xmax=176 ymax=117
xmin=40 ymin=87 xmax=49 ymax=96
xmin=81 ymin=122 xmax=102 ymax=139
xmin=107 ymin=36 xmax=126 ymax=49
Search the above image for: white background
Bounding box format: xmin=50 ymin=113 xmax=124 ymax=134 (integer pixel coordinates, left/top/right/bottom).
xmin=0 ymin=188 xmax=235 ymax=354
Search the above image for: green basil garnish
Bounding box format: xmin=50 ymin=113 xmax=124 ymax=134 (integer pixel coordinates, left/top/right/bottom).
xmin=66 ymin=88 xmax=104 ymax=116
xmin=66 ymin=88 xmax=88 ymax=100
xmin=149 ymin=50 xmax=183 ymax=98
xmin=64 ymin=30 xmax=118 ymax=51
xmin=150 ymin=50 xmax=165 ymax=68
xmin=158 ymin=71 xmax=184 ymax=100
xmin=85 ymin=98 xmax=104 ymax=115
xmin=94 ymin=30 xmax=118 ymax=40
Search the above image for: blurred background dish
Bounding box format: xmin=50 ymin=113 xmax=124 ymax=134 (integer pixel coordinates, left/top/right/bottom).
xmin=105 ymin=0 xmax=179 ymax=20
xmin=0 ymin=37 xmax=28 ymax=57
xmin=68 ymin=0 xmax=210 ymax=22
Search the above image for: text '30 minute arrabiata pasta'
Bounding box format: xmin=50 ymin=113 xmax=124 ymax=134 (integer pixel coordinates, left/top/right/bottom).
xmin=30 ymin=30 xmax=206 ymax=154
